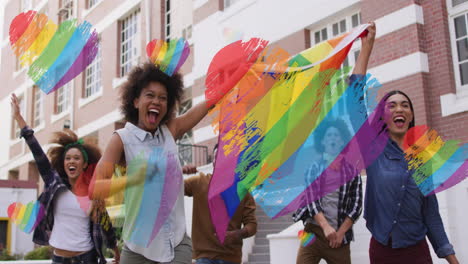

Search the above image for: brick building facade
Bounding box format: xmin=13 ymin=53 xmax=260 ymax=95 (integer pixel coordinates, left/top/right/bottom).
xmin=0 ymin=0 xmax=467 ymax=262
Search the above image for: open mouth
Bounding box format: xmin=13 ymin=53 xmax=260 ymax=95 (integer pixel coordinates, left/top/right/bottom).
xmin=68 ymin=166 xmax=77 ymax=173
xmin=148 ymin=109 xmax=160 ymax=124
xmin=393 ymin=116 xmax=406 ymax=128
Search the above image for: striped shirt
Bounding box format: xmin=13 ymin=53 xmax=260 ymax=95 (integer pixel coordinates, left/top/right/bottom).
xmin=293 ymin=158 xmax=363 ymax=244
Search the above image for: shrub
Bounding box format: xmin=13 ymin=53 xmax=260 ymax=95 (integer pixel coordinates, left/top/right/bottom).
xmin=0 ymin=249 xmax=17 ymax=260
xmin=24 ymin=246 xmax=52 ymax=260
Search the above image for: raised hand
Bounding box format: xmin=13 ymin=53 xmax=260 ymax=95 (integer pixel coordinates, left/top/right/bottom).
xmin=362 ymin=22 xmax=376 ymax=51
xmin=10 ymin=93 xmax=27 ymax=130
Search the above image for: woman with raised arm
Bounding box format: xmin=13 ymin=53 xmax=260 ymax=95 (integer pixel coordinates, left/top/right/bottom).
xmin=91 ymin=62 xmax=209 ymax=264
xmin=365 ymin=89 xmax=459 ymax=264
xmin=11 ymin=93 xmax=120 ymax=264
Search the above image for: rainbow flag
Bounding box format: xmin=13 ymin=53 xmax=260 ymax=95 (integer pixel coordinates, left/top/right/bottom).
xmin=9 ymin=10 xmax=99 ymax=94
xmin=206 ymin=24 xmax=389 ymax=242
xmin=7 ymin=201 xmax=45 ymax=233
xmin=146 ymin=38 xmax=190 ymax=76
xmin=404 ymin=126 xmax=468 ymax=196
xmin=298 ymin=230 xmax=316 ymax=247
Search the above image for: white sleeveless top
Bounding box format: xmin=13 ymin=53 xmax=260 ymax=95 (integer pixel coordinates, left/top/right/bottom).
xmin=116 ymin=122 xmax=186 ymax=262
xmin=49 ymin=189 xmax=93 ymax=251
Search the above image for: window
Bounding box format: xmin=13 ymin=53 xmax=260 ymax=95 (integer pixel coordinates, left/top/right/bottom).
xmin=8 ymin=170 xmax=19 ymax=180
xmin=224 ymin=0 xmax=240 ymax=9
xmin=119 ymin=8 xmax=141 ymax=77
xmin=84 ymin=48 xmax=101 ymax=98
xmin=313 ymin=12 xmax=361 ymax=45
xmin=58 ymin=0 xmax=74 ymax=23
xmin=453 ymin=0 xmax=468 ymax=7
xmin=165 ymin=0 xmax=171 ymax=41
xmin=314 ymin=28 xmax=328 ymax=44
xmin=182 ymin=25 xmax=192 ymax=40
xmin=453 ymin=12 xmax=468 ymax=86
xmin=11 ymin=95 xmax=25 ymax=139
xmin=442 ymin=0 xmax=468 ymax=115
xmin=33 ymin=86 xmax=43 ymax=127
xmin=87 ymin=0 xmax=101 ymax=9
xmin=0 ymin=219 xmax=9 ymax=251
xmin=56 ymin=82 xmax=71 ymax=114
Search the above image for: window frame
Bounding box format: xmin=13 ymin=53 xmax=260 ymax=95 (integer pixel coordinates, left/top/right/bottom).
xmin=55 ymin=82 xmax=72 ymax=114
xmin=32 ymin=86 xmax=43 ymax=128
xmin=58 ymin=0 xmax=74 ymax=23
xmin=84 ymin=46 xmax=102 ymax=98
xmin=119 ymin=8 xmax=141 ymax=77
xmin=448 ymin=1 xmax=468 ymax=95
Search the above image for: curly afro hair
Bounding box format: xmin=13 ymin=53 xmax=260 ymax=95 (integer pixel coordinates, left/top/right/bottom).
xmin=313 ymin=118 xmax=352 ymax=153
xmin=120 ymin=61 xmax=184 ymax=125
xmin=47 ymin=129 xmax=101 ymax=188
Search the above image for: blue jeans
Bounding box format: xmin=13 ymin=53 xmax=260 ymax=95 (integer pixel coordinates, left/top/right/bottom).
xmin=195 ymin=258 xmax=238 ymax=264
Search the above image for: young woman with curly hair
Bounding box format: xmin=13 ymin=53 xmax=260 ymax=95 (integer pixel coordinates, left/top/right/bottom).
xmin=10 ymin=93 xmax=120 ymax=264
xmin=91 ymin=62 xmax=210 ymax=264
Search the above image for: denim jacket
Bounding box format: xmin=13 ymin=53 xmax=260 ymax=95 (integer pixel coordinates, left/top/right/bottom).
xmin=365 ymin=139 xmax=455 ymax=258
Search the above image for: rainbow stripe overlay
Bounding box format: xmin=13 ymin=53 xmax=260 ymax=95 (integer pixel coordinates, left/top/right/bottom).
xmin=404 ymin=125 xmax=468 ymax=196
xmin=7 ymin=201 xmax=45 ymax=233
xmin=146 ymin=38 xmax=190 ymax=76
xmin=9 ymin=10 xmax=99 ymax=94
xmin=298 ymin=230 xmax=317 ymax=247
xmin=206 ymin=24 xmax=391 ymax=242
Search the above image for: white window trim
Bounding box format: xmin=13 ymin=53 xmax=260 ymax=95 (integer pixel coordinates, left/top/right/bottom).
xmin=10 ymin=138 xmax=23 ymax=147
xmin=81 ymin=0 xmax=104 ymax=18
xmin=79 ymin=88 xmax=103 ymax=108
xmin=55 ymin=84 xmax=72 ymax=116
xmin=13 ymin=67 xmax=28 ymax=79
xmin=311 ymin=12 xmax=361 ymax=46
xmin=119 ymin=8 xmax=141 ymax=77
xmin=33 ymin=122 xmax=45 ymax=133
xmin=51 ymin=109 xmax=70 ymax=124
xmin=113 ymin=77 xmax=127 ymax=89
xmin=442 ymin=0 xmax=468 ymax=116
xmin=33 ymin=89 xmax=44 ymax=129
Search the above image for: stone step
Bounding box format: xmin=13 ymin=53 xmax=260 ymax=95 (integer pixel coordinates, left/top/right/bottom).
xmin=256 ymin=229 xmax=285 ymax=238
xmin=248 ymin=253 xmax=270 ymax=262
xmin=251 ymin=244 xmax=269 ymax=254
xmin=254 ymin=237 xmax=269 ymax=245
xmin=257 ymin=221 xmax=292 ymax=229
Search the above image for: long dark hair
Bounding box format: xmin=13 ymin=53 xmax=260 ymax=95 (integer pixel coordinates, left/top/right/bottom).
xmin=382 ymin=90 xmax=415 ymax=129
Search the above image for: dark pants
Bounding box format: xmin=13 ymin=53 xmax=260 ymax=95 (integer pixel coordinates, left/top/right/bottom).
xmin=296 ymin=224 xmax=351 ymax=264
xmin=369 ymin=237 xmax=433 ymax=264
xmin=120 ymin=234 xmax=192 ymax=264
xmin=195 ymin=258 xmax=238 ymax=264
xmin=52 ymin=250 xmax=98 ymax=264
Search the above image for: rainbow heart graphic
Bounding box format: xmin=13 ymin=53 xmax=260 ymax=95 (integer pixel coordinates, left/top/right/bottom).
xmin=7 ymin=201 xmax=45 ymax=233
xmin=298 ymin=230 xmax=316 ymax=247
xmin=9 ymin=10 xmax=99 ymax=94
xmin=146 ymin=38 xmax=190 ymax=76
